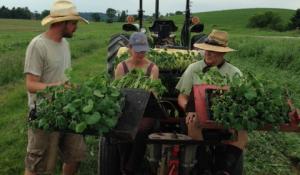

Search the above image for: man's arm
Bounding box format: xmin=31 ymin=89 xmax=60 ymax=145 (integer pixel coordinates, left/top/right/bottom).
xmin=26 ymin=74 xmax=61 ymax=93
xmin=150 ymin=64 xmax=159 ymax=80
xmin=114 ymin=63 xmax=124 ymax=80
xmin=178 ymin=93 xmax=189 ymax=110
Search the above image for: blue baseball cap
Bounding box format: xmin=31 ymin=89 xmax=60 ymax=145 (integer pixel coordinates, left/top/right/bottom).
xmin=129 ymin=32 xmax=149 ymax=52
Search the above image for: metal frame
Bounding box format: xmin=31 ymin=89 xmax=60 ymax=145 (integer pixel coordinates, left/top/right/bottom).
xmin=136 ymin=0 xmax=192 ymax=48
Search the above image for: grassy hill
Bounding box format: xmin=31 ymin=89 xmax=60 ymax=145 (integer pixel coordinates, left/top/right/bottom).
xmin=170 ymin=8 xmax=296 ymax=35
xmin=0 ymin=8 xmax=300 ymax=174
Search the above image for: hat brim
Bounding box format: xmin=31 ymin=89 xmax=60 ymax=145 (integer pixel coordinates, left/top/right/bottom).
xmin=193 ymin=43 xmax=236 ymax=52
xmin=41 ymin=15 xmax=89 ymax=26
xmin=132 ymin=45 xmax=149 ymax=53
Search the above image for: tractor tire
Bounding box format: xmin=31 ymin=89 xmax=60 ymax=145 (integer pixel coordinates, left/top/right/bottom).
xmin=98 ymin=136 xmax=121 ymax=175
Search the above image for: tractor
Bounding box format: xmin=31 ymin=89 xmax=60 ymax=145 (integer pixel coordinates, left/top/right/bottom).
xmin=101 ymin=0 xmax=209 ymax=175
xmin=107 ymin=0 xmax=206 ymax=77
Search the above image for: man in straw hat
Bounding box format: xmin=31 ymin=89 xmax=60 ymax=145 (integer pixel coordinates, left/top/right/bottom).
xmin=23 ymin=0 xmax=88 ymax=175
xmin=176 ymin=29 xmax=247 ymax=175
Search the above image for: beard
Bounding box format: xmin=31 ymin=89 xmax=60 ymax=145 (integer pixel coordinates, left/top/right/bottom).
xmin=62 ymin=32 xmax=73 ymax=38
xmin=62 ymin=23 xmax=75 ymax=38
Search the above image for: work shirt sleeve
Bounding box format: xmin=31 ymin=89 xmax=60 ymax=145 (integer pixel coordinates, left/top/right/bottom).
xmin=176 ymin=65 xmax=194 ymax=96
xmin=24 ymin=40 xmax=44 ymax=77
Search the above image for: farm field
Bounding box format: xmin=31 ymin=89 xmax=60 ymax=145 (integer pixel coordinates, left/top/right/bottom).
xmin=0 ymin=8 xmax=300 ymax=174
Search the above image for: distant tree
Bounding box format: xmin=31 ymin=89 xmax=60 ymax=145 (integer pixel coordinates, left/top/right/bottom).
xmin=0 ymin=6 xmax=10 ymax=18
xmin=247 ymin=11 xmax=285 ymax=31
xmin=41 ymin=10 xmax=50 ymax=19
xmin=175 ymin=11 xmax=183 ymax=15
xmin=5 ymin=6 xmax=32 ymax=19
xmin=106 ymin=8 xmax=117 ymax=22
xmin=21 ymin=7 xmax=32 ymax=19
xmin=91 ymin=13 xmax=101 ymax=22
xmin=116 ymin=10 xmax=121 ymax=20
xmin=288 ymin=9 xmax=300 ymax=29
xmin=33 ymin=10 xmax=40 ymax=19
xmin=168 ymin=13 xmax=175 ymax=16
xmin=118 ymin=10 xmax=127 ymax=22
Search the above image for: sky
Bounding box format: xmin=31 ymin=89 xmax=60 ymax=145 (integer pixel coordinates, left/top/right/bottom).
xmin=1 ymin=0 xmax=299 ymax=15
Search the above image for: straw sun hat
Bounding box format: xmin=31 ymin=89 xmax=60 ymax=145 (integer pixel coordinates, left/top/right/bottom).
xmin=41 ymin=0 xmax=89 ymax=26
xmin=193 ymin=29 xmax=236 ymax=52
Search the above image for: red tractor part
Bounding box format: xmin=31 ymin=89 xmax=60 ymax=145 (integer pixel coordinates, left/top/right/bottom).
xmin=193 ymin=84 xmax=228 ymax=128
xmin=168 ymin=145 xmax=180 ymax=175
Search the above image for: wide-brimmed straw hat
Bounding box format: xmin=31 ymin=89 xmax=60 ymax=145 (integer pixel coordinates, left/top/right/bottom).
xmin=41 ymin=0 xmax=89 ymax=26
xmin=193 ymin=29 xmax=235 ymax=52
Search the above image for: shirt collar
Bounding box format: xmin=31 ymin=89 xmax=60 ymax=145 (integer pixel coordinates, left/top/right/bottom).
xmin=202 ymin=59 xmax=226 ymax=73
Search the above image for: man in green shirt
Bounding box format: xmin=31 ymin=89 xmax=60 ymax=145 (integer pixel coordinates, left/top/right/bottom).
xmin=176 ymin=30 xmax=247 ymax=175
xmin=23 ymin=0 xmax=88 ymax=175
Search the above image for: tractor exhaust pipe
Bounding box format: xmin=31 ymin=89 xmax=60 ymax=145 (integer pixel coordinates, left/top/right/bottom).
xmin=138 ymin=0 xmax=143 ymax=30
xmin=155 ymin=0 xmax=159 ymax=20
xmin=181 ymin=0 xmax=191 ymax=48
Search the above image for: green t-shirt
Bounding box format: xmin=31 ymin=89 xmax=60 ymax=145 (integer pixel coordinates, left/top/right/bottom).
xmin=24 ymin=33 xmax=71 ymax=109
xmin=176 ymin=60 xmax=242 ymax=95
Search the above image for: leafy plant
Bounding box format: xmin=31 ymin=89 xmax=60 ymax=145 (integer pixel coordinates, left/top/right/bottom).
xmin=247 ymin=11 xmax=286 ymax=31
xmin=30 ymin=74 xmax=124 ymax=134
xmin=111 ymin=69 xmax=167 ymax=97
xmin=147 ymin=49 xmax=201 ymax=71
xmin=197 ymin=67 xmax=233 ymax=86
xmin=209 ymin=71 xmax=291 ymax=131
xmin=114 ymin=49 xmax=201 ymax=72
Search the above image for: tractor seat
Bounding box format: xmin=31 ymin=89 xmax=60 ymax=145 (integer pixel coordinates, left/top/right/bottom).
xmin=149 ymin=20 xmax=178 ymax=39
xmin=151 ymin=33 xmax=176 ymax=39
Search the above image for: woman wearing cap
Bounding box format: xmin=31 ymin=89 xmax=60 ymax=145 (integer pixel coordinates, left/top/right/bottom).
xmin=114 ymin=32 xmax=159 ymax=79
xmin=176 ymin=30 xmax=247 ymax=175
xmin=23 ymin=0 xmax=88 ymax=175
xmin=114 ymin=32 xmax=159 ymax=174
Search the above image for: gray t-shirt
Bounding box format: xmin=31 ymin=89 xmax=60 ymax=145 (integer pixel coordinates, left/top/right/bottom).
xmin=176 ymin=60 xmax=242 ymax=95
xmin=24 ymin=33 xmax=71 ymax=109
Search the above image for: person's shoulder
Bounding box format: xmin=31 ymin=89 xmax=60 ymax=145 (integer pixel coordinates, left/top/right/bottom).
xmin=29 ymin=34 xmax=45 ymax=45
xmin=27 ymin=34 xmax=47 ymax=51
xmin=116 ymin=60 xmax=127 ymax=70
xmin=149 ymin=60 xmax=158 ymax=67
xmin=186 ymin=60 xmax=204 ymax=71
xmin=224 ymin=62 xmax=242 ymax=75
xmin=151 ymin=63 xmax=159 ymax=72
xmin=62 ymin=38 xmax=69 ymax=45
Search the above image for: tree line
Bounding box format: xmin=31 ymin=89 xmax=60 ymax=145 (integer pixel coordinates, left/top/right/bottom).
xmin=0 ymin=6 xmax=50 ymax=19
xmin=247 ymin=9 xmax=300 ymax=31
xmin=0 ymin=5 xmax=180 ymax=23
xmin=1 ymin=5 xmax=300 ymax=29
xmin=0 ymin=5 xmax=128 ymax=22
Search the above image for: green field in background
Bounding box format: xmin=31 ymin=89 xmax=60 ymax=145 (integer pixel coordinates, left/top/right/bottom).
xmin=0 ymin=8 xmax=300 ymax=174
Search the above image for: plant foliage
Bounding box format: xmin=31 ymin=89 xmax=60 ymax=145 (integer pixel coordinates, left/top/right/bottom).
xmin=247 ymin=11 xmax=285 ymax=31
xmin=31 ymin=74 xmax=124 ymax=134
xmin=111 ymin=69 xmax=167 ymax=97
xmin=198 ymin=69 xmax=291 ymax=131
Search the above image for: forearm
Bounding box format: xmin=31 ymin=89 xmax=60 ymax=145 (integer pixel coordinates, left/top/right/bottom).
xmin=26 ymin=73 xmax=62 ymax=93
xmin=26 ymin=81 xmax=61 ymax=93
xmin=178 ymin=94 xmax=189 ymax=110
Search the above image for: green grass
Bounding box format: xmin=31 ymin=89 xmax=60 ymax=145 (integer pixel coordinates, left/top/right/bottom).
xmin=170 ymin=8 xmax=296 ymax=35
xmin=0 ymin=8 xmax=300 ymax=174
xmin=0 ymin=20 xmax=120 ymax=174
xmin=226 ymin=36 xmax=300 ymax=175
